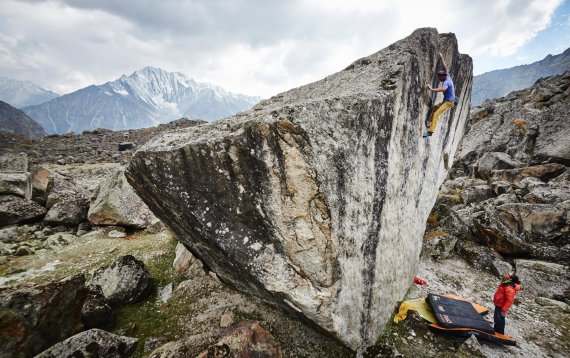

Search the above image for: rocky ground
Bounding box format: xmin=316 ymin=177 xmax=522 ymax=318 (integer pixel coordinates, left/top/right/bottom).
xmin=0 ymin=118 xmax=204 ymax=167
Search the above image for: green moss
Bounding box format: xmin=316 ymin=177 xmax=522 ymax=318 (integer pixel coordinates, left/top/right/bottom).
xmin=109 ymin=238 xmax=194 ymax=357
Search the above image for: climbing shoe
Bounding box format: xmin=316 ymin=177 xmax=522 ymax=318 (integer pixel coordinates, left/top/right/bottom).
xmin=423 ymin=131 xmax=432 ymax=138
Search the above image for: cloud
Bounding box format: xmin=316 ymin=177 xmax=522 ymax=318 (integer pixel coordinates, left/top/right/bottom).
xmin=0 ymin=0 xmax=564 ymax=97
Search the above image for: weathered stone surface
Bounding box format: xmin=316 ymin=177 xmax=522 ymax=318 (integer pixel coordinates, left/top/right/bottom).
xmin=0 ymin=274 xmax=88 ymax=357
xmin=43 ymin=172 xmax=90 ymax=226
xmin=173 ymin=241 xmax=205 ymax=277
xmin=43 ymin=232 xmax=77 ymax=249
xmin=0 ymin=152 xmax=28 ymax=172
xmin=473 ymin=202 xmax=569 ymax=262
xmin=149 ymin=322 xmax=281 ymax=358
xmin=475 ymin=152 xmax=519 ymax=180
xmin=515 ymin=259 xmax=570 ymax=301
xmin=490 ymin=260 xmax=513 ymax=278
xmin=35 ymin=328 xmax=138 ymax=358
xmin=460 ymin=72 xmax=570 ymax=172
xmin=127 ymin=29 xmax=473 ymax=349
xmin=455 ymin=240 xmax=501 ymax=270
xmin=88 ymin=168 xmax=158 ymax=228
xmin=91 ymin=255 xmax=154 ymax=306
xmin=460 ymin=184 xmax=494 ymax=205
xmin=421 ymin=233 xmax=458 ymax=261
xmin=490 ymin=163 xmax=567 ymax=184
xmin=535 ymin=297 xmax=570 ymax=312
xmin=81 ymin=286 xmax=116 ymax=329
xmin=0 ymin=172 xmax=32 ymax=199
xmin=0 ymin=194 xmax=46 ymax=227
xmin=196 ymin=321 xmax=282 ymax=358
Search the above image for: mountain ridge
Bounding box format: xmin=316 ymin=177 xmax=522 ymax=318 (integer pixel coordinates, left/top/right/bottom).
xmin=472 ymin=47 xmax=570 ymax=107
xmin=0 ymin=100 xmax=46 ymax=138
xmin=0 ymin=77 xmax=60 ymax=108
xmin=22 ymin=67 xmax=261 ymax=134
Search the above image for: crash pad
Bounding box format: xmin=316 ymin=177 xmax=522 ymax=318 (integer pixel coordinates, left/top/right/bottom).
xmin=442 ymin=293 xmax=489 ymax=314
xmin=394 ymin=297 xmax=437 ymax=324
xmin=427 ymin=293 xmax=517 ymax=345
xmin=428 ymin=323 xmax=517 ymax=346
xmin=428 ymin=293 xmax=494 ymax=334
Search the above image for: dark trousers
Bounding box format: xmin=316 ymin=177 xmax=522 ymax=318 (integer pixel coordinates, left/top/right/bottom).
xmin=494 ymin=305 xmax=506 ymax=334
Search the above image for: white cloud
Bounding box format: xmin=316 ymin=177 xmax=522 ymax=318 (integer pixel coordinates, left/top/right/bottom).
xmin=0 ymin=0 xmax=564 ymax=98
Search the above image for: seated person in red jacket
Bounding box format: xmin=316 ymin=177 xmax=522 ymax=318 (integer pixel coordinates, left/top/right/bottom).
xmin=493 ymin=272 xmax=521 ymax=335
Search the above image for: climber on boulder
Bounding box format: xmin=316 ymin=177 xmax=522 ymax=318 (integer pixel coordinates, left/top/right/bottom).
xmin=424 ymin=52 xmax=456 ymax=138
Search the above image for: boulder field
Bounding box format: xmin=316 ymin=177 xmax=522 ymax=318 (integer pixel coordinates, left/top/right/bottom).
xmin=126 ymin=28 xmax=473 ymax=349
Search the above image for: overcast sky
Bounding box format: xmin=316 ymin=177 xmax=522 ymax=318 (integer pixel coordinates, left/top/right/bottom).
xmin=1 ymin=0 xmax=568 ymax=98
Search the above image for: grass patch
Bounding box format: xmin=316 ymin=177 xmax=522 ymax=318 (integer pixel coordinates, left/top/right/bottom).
xmin=438 ymin=193 xmax=463 ymax=205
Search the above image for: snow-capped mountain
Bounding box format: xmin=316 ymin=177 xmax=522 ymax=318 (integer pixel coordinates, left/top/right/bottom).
xmin=0 ymin=77 xmax=60 ymax=108
xmin=23 ymin=67 xmax=262 ymax=134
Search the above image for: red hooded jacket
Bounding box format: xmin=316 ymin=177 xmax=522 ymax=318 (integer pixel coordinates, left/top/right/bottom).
xmin=493 ymin=281 xmax=521 ymax=312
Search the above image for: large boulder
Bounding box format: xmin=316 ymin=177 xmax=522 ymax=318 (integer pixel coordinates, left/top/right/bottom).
xmin=515 ymin=259 xmax=570 ymax=301
xmin=35 ymin=329 xmax=138 ymax=358
xmin=43 ymin=172 xmax=90 ymax=226
xmin=81 ymin=286 xmax=116 ymax=329
xmin=475 ymin=152 xmax=519 ymax=180
xmin=0 ymin=172 xmax=32 ymax=199
xmin=88 ymin=168 xmax=158 ymax=228
xmin=0 ymin=152 xmax=28 ymax=172
xmin=91 ymin=255 xmax=154 ymax=306
xmin=0 ymin=194 xmax=46 ymax=227
xmin=490 ymin=163 xmax=567 ymax=184
xmin=473 ymin=202 xmax=569 ymax=262
xmin=126 ymin=28 xmax=472 ymax=349
xmin=0 ymin=274 xmax=88 ymax=357
xmin=150 ymin=321 xmax=280 ymax=358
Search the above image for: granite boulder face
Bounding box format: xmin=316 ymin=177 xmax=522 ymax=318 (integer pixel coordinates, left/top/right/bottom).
xmin=126 ymin=28 xmax=473 ymax=349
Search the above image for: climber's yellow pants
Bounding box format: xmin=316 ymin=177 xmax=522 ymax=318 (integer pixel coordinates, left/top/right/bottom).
xmin=428 ymin=101 xmax=454 ymax=133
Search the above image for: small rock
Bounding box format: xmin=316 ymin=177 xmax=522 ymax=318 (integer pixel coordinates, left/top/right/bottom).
xmin=14 ymin=246 xmax=34 ymax=256
xmin=91 ymin=255 xmax=154 ymax=306
xmin=458 ymin=334 xmax=484 ymax=356
xmin=144 ymin=337 xmax=165 ymax=353
xmin=159 ymin=283 xmax=173 ymax=304
xmin=35 ymin=329 xmax=138 ymax=358
xmin=0 ymin=256 xmax=8 ymax=265
xmin=44 ymin=232 xmax=77 ymax=249
xmin=108 ymin=230 xmax=126 ymax=238
xmin=220 ymin=311 xmax=234 ymax=328
xmin=81 ymin=286 xmax=116 ymax=329
xmin=535 ymin=297 xmax=570 ymax=312
xmin=491 ymin=260 xmax=513 ymax=278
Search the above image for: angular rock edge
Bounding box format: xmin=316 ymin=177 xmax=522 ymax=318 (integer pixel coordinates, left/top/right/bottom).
xmin=126 ymin=28 xmax=472 ymax=350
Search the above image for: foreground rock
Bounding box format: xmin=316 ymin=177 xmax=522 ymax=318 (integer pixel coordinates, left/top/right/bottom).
xmin=0 ymin=274 xmax=88 ymax=357
xmin=88 ymin=168 xmax=158 ymax=228
xmin=150 ymin=321 xmax=281 ymax=358
xmin=36 ymin=329 xmax=138 ymax=358
xmin=515 ymin=259 xmax=570 ymax=301
xmin=91 ymin=255 xmax=154 ymax=306
xmin=0 ymin=194 xmax=46 ymax=227
xmin=127 ymin=28 xmax=472 ymax=349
